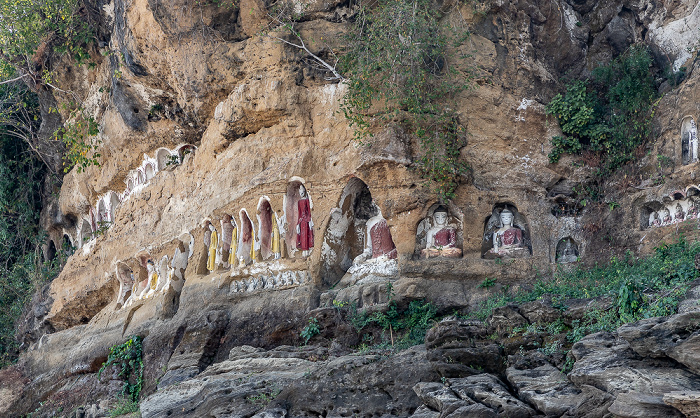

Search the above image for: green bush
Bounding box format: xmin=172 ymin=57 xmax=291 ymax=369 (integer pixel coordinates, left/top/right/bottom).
xmin=350 ymin=300 xmax=438 ymax=349
xmin=546 ymin=45 xmax=657 ymax=170
xmin=300 ymin=317 xmax=320 ymax=345
xmin=0 ymin=0 xmax=94 ymax=71
xmin=99 ymin=336 xmax=144 ymax=402
xmin=468 ymin=237 xmax=700 ymax=342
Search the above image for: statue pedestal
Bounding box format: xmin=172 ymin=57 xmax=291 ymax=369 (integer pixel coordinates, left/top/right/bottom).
xmin=483 ymin=247 xmax=529 ymax=259
xmin=421 ymin=248 xmax=462 ymax=259
xmin=338 ymin=258 xmax=399 ymax=288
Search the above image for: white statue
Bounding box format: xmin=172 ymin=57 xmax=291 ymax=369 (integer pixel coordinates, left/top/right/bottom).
xmin=491 ymin=209 xmax=523 ymax=254
xmin=421 ymin=206 xmax=461 ymax=258
xmin=661 ymin=208 xmax=672 ymax=225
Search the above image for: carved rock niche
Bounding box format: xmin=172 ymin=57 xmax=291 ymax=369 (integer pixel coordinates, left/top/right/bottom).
xmin=481 ymin=203 xmax=532 ymax=259
xmin=682 ymin=116 xmax=698 ymax=165
xmin=641 ymin=187 xmax=700 ymax=230
xmin=556 ymin=237 xmax=579 ymax=263
xmin=415 ymin=203 xmax=463 ymax=259
xmin=319 ymin=178 xmax=377 ymax=288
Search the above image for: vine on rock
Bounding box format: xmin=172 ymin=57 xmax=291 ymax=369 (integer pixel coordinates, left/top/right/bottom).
xmin=99 ymin=335 xmax=144 ymax=402
xmin=53 ymin=105 xmax=100 ymax=173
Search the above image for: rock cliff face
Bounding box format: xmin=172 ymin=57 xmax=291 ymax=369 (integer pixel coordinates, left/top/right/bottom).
xmin=4 ymin=0 xmax=700 ymax=416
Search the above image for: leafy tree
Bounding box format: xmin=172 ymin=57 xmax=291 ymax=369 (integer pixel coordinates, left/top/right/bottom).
xmin=0 ymin=81 xmax=61 ymax=366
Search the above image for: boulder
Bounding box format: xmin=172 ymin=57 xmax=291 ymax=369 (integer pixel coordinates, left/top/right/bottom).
xmin=449 ymin=373 xmax=536 ymax=418
xmin=608 ymin=392 xmax=683 ymax=418
xmin=426 ymin=318 xmax=503 ymax=377
xmin=663 ymin=391 xmax=700 ymax=417
xmin=487 ymin=305 xmax=529 ymax=334
xmin=570 ymin=332 xmax=700 ymax=416
xmin=506 ymin=362 xmax=583 ymax=416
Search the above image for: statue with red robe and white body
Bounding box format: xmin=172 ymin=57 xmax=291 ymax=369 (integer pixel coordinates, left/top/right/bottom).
xmin=295 ymin=185 xmax=314 ymax=257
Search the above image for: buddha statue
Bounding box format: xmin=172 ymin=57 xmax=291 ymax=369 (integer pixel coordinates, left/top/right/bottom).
xmin=272 ymin=214 xmax=281 ymax=259
xmin=675 ymin=203 xmax=685 ymax=223
xmin=228 ymin=218 xmax=238 ymax=267
xmin=207 ymin=223 xmax=218 ymax=272
xmin=420 ymin=206 xmax=462 ymax=259
xmin=295 ymin=185 xmax=314 ymax=257
xmin=142 ymin=260 xmax=159 ymax=299
xmin=650 ymin=211 xmax=661 ymax=227
xmin=557 ymin=239 xmax=578 ymax=263
xmin=488 ymin=209 xmax=526 ymax=256
xmin=353 ymin=208 xmax=397 ymax=265
xmin=689 ymin=199 xmax=700 ymax=219
xmin=661 ymin=208 xmax=672 ymax=225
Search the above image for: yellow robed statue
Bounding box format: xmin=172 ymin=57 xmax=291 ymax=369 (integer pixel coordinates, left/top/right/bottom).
xmin=207 ymin=228 xmax=218 ymax=272
xmin=147 ymin=260 xmax=158 ymax=291
xmin=250 ymin=228 xmax=256 ymax=262
xmin=228 ymin=224 xmax=238 ymax=266
xmin=271 ymin=215 xmax=281 ymax=258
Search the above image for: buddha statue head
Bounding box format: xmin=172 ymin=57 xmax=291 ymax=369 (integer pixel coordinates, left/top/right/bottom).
xmin=500 ymin=209 xmax=514 ymax=228
xmin=433 ymin=206 xmax=448 ymax=226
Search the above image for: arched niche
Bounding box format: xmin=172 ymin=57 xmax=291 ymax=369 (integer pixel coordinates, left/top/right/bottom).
xmin=320 ymin=178 xmax=378 ymax=287
xmin=682 ymin=116 xmax=698 ymax=165
xmin=107 ymin=191 xmax=120 ymax=223
xmin=284 ymin=177 xmax=313 ymax=257
xmin=156 ymin=148 xmax=175 ymax=171
xmin=176 ymin=144 xmax=196 ymax=162
xmin=144 ymin=162 xmax=156 ymax=181
xmin=481 ymin=203 xmax=532 ymax=258
xmin=46 ymin=240 xmax=57 ymax=263
xmin=640 ymin=202 xmax=664 ymax=229
xmin=126 ymin=176 xmax=135 ymax=192
xmin=556 ymin=237 xmax=579 ymax=263
xmin=415 ymin=203 xmax=463 ymax=259
xmin=136 ymin=169 xmax=146 ymax=185
xmin=62 ymin=234 xmax=74 ymax=257
xmin=197 ymin=219 xmax=213 ymax=274
xmin=79 ymin=218 xmax=92 ymax=247
xmin=238 ymin=209 xmax=255 ymax=265
xmin=115 ymin=262 xmax=134 ymax=308
xmin=97 ymin=198 xmax=109 ymax=226
xmin=257 ymin=197 xmax=274 ymax=260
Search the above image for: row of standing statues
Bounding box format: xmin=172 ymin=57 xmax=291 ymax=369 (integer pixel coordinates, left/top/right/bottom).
xmin=202 ymin=184 xmax=315 ymax=272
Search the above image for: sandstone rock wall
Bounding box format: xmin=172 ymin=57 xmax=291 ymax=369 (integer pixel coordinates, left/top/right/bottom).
xmin=5 ymin=0 xmax=700 ymax=416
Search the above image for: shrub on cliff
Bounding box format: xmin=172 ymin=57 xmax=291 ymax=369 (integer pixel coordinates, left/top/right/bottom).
xmin=546 ymin=45 xmax=657 ymax=171
xmin=0 ymin=0 xmax=94 ymax=70
xmin=470 ymin=237 xmax=699 ymax=341
xmin=339 ymin=0 xmax=472 ymax=200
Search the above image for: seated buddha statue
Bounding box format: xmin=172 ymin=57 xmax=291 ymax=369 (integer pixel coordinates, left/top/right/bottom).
xmin=421 ymin=206 xmax=462 ymax=258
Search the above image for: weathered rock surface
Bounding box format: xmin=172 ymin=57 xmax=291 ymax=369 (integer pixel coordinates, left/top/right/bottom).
xmin=664 ymin=391 xmax=700 ymax=418
xmin=143 ymin=344 xmax=437 ymax=417
xmin=7 ymin=0 xmax=700 ymax=415
xmin=450 ymin=374 xmax=536 ymax=418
